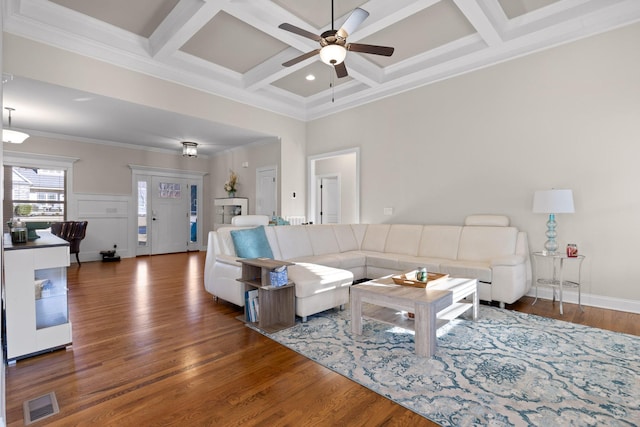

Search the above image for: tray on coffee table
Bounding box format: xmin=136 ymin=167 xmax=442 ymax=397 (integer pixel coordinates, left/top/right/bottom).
xmin=392 ymin=271 xmax=449 ymax=288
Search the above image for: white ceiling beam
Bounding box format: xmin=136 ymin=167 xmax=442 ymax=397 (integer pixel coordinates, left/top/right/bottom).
xmin=453 ymin=0 xmax=503 ymax=46
xmin=341 ymin=54 xmax=385 ymax=87
xmin=149 ymin=0 xmax=227 ymax=59
xmin=10 ymin=0 xmax=150 ymax=56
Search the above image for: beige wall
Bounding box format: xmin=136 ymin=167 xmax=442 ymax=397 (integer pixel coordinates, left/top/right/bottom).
xmin=307 ymin=23 xmax=640 ymax=304
xmin=7 ymin=136 xmax=212 ymax=194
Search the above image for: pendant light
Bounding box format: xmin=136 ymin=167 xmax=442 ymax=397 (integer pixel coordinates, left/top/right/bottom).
xmin=3 ymin=107 xmax=30 ymax=144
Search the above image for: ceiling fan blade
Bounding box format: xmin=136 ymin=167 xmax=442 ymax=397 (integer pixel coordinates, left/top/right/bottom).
xmin=348 ymin=43 xmax=394 ymax=57
xmin=278 ymin=23 xmax=321 ymax=41
xmin=336 ymin=8 xmax=369 ymax=39
xmin=282 ymin=49 xmax=321 ymax=67
xmin=334 ymin=62 xmax=348 ymax=78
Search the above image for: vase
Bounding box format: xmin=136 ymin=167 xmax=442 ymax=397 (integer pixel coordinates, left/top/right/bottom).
xmin=228 ymin=191 xmax=236 ymax=198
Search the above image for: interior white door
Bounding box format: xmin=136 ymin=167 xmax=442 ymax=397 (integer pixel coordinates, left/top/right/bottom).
xmin=256 ymin=166 xmax=277 ymax=218
xmin=317 ymin=176 xmax=340 ymax=224
xmin=150 ymin=176 xmax=191 ymax=254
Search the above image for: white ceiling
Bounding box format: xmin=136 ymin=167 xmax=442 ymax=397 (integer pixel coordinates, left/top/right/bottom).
xmin=2 ymin=0 xmax=640 ymax=156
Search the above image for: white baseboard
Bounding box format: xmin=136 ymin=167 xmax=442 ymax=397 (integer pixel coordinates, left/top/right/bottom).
xmin=525 ymin=288 xmax=640 ymax=314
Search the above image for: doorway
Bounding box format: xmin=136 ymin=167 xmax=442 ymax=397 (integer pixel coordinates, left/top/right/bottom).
xmin=132 ymin=166 xmax=204 ymax=256
xmin=308 ymin=148 xmax=359 ymax=224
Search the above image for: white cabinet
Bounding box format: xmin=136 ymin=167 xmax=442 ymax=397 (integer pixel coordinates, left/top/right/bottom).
xmin=4 ymin=232 xmax=72 ymax=361
xmin=214 ymin=197 xmax=248 ymax=229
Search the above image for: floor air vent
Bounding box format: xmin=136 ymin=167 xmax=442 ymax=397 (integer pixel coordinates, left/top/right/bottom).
xmin=23 ymin=392 xmax=60 ymax=425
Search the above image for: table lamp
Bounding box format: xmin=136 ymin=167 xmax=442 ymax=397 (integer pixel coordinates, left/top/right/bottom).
xmin=532 ymin=189 xmax=574 ymax=253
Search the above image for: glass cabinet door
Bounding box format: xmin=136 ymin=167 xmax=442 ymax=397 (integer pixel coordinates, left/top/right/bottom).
xmin=35 ymin=267 xmax=68 ymax=330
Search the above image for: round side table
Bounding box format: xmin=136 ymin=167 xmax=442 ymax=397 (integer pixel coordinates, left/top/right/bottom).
xmin=531 ymin=251 xmax=585 ymax=315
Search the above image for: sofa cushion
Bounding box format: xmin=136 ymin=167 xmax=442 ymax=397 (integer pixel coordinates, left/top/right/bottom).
xmin=332 ymin=224 xmax=359 ymax=252
xmin=457 ymin=226 xmax=518 ymax=261
xmin=274 ymin=226 xmax=314 ymax=259
xmin=288 ymin=262 xmax=354 ymax=298
xmin=439 ymin=260 xmax=492 ymax=283
xmin=418 ymin=225 xmax=462 ymax=259
xmin=334 ymin=251 xmax=367 ymax=270
xmin=230 ymin=226 xmax=274 ymax=259
xmin=263 ymin=226 xmax=282 ymax=260
xmin=361 ymin=251 xmax=400 ymax=270
xmin=306 ymin=225 xmax=341 ymax=255
xmin=217 ymin=226 xmax=260 ymax=256
xmin=384 ymin=224 xmax=423 ymax=256
xmin=397 ymin=256 xmax=447 ymax=273
xmin=361 ymin=224 xmax=390 ymax=252
xmin=289 ymin=254 xmax=342 ymax=269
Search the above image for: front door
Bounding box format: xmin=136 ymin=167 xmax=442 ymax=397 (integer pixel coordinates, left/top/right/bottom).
xmin=150 ymin=176 xmax=191 ymax=254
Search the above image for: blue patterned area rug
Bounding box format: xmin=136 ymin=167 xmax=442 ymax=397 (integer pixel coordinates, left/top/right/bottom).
xmin=254 ymin=306 xmax=640 ymax=426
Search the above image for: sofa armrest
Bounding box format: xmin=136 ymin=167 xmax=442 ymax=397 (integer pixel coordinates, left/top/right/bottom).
xmin=491 ymin=254 xmax=526 ymax=267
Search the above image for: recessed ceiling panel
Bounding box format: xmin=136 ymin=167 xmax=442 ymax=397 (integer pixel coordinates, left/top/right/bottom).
xmin=359 ymin=0 xmax=476 ymax=67
xmin=498 ymin=0 xmax=561 ymax=19
xmin=272 ymin=0 xmax=367 ymax=29
xmin=50 ymin=0 xmax=178 ymax=38
xmin=181 ymin=11 xmax=289 ymax=74
xmin=272 ymin=61 xmax=352 ymax=98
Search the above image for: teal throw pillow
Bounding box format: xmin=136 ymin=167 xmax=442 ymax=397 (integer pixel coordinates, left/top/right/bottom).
xmin=230 ymin=226 xmax=274 ymax=259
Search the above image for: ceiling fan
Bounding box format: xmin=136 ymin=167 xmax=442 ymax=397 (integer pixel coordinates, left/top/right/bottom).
xmin=278 ymin=1 xmax=394 ymax=78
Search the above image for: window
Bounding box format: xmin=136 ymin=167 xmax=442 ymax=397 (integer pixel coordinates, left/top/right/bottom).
xmin=4 ymin=166 xmax=67 ymax=223
xmin=137 ymin=180 xmax=148 ymax=246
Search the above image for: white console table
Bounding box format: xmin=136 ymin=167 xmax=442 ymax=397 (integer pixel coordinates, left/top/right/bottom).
xmin=532 ymin=251 xmax=585 ymax=315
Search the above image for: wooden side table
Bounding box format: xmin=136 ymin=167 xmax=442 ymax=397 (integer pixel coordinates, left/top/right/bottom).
xmin=236 ymin=258 xmax=295 ymax=333
xmin=532 ymin=251 xmax=585 ymax=315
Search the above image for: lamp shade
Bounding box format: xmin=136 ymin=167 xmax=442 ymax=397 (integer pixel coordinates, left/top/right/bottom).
xmin=532 ymin=189 xmax=575 ymax=214
xmin=319 ymin=44 xmax=347 ymax=65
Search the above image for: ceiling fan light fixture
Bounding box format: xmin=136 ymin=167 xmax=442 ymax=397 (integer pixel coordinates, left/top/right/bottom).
xmin=3 ymin=107 xmax=29 ymax=144
xmin=320 ymin=44 xmax=346 ymax=65
xmin=182 ymin=141 xmax=198 ymax=157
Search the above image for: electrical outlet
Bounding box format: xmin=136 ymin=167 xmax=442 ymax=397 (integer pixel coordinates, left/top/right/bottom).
xmin=383 ymin=207 xmax=393 ymax=216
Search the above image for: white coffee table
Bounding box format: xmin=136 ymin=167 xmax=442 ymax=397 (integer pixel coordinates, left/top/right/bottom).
xmin=350 ymin=276 xmax=478 ymax=357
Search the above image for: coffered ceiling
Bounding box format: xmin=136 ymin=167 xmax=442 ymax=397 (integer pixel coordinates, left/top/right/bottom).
xmin=2 ymin=0 xmax=640 ymax=155
xmin=5 ymin=0 xmax=640 ymax=121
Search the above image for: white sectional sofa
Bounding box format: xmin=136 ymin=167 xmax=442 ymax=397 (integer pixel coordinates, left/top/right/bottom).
xmin=204 ymin=215 xmax=531 ymax=319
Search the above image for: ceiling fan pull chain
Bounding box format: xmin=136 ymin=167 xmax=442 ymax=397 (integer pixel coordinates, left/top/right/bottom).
xmin=330 ymin=69 xmax=335 ymax=103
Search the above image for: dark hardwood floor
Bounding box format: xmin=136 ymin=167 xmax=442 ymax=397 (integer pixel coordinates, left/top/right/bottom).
xmin=5 ymin=252 xmax=639 ymax=426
